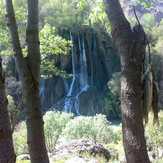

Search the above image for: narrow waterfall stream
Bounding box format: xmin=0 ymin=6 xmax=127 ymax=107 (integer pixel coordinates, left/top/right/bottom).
xmin=67 ymin=32 xmax=77 ymax=97
xmin=79 ymin=34 xmax=89 ymax=90
xmin=64 ymin=32 xmax=77 ymax=113
xmin=64 ymin=33 xmax=90 ymax=115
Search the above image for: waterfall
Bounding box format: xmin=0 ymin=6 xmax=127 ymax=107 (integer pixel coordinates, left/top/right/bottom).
xmin=64 ymin=32 xmax=78 ymax=114
xmin=40 ymin=79 xmax=46 ymax=98
xmin=64 ymin=32 xmax=90 ymax=115
xmin=79 ymin=34 xmax=89 ymax=90
xmin=67 ymin=32 xmax=77 ymax=97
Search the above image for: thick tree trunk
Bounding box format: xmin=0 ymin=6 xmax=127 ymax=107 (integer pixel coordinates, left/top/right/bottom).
xmin=104 ymin=0 xmax=150 ymax=163
xmin=5 ymin=0 xmax=49 ymax=163
xmin=25 ymin=1 xmax=49 ymax=162
xmin=0 ymin=58 xmax=16 ymax=163
xmin=23 ymin=76 xmax=49 ymax=163
xmin=120 ymin=35 xmax=150 ymax=163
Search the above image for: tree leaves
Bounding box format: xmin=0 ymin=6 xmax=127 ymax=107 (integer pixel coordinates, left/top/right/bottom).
xmin=40 ymin=24 xmax=71 ymax=77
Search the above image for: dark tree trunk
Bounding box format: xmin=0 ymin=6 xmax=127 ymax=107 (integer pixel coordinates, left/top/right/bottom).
xmin=5 ymin=0 xmax=49 ymax=162
xmin=0 ymin=57 xmax=16 ymax=163
xmin=104 ymin=0 xmax=150 ymax=163
xmin=158 ymin=58 xmax=163 ymax=108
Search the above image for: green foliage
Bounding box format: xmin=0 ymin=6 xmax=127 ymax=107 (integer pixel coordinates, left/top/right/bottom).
xmin=40 ymin=0 xmax=91 ymax=28
xmin=7 ymin=95 xmax=20 ymax=132
xmin=43 ymin=111 xmax=73 ymax=152
xmin=16 ymin=161 xmax=30 ymax=163
xmin=39 ymin=0 xmax=110 ymax=31
xmin=0 ymin=0 xmax=27 ymax=56
xmin=151 ymin=20 xmax=163 ymax=55
xmin=62 ymin=114 xmax=120 ymax=144
xmin=40 ymin=24 xmax=71 ymax=56
xmin=88 ymin=2 xmax=110 ymax=32
xmin=141 ymin=13 xmax=155 ymax=30
xmin=40 ymin=24 xmax=71 ymax=77
xmin=0 ymin=1 xmax=11 ymax=56
xmin=13 ymin=122 xmax=28 ymax=155
xmin=146 ymin=112 xmax=163 ymax=149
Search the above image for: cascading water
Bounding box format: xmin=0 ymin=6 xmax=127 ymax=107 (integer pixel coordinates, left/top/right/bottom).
xmin=64 ymin=32 xmax=90 ymax=115
xmin=79 ymin=34 xmax=89 ymax=90
xmin=64 ymin=32 xmax=80 ymax=114
xmin=67 ymin=32 xmax=77 ymax=97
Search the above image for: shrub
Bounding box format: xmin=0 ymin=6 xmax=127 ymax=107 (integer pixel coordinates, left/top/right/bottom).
xmin=43 ymin=111 xmax=73 ymax=152
xmin=146 ymin=112 xmax=163 ymax=150
xmin=13 ymin=111 xmax=73 ymax=154
xmin=13 ymin=122 xmax=28 ymax=155
xmin=62 ymin=114 xmax=120 ymax=144
xmin=13 ymin=112 xmax=121 ymax=156
xmin=7 ymin=95 xmax=20 ymax=132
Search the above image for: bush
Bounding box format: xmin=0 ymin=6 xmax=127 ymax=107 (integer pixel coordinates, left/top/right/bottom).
xmin=43 ymin=111 xmax=73 ymax=152
xmin=13 ymin=111 xmax=73 ymax=154
xmin=13 ymin=122 xmax=28 ymax=155
xmin=62 ymin=114 xmax=120 ymax=144
xmin=13 ymin=112 xmax=121 ymax=156
xmin=146 ymin=112 xmax=163 ymax=149
xmin=8 ymin=95 xmax=20 ymax=132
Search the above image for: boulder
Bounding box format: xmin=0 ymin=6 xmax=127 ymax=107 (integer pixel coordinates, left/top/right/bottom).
xmin=52 ymin=139 xmax=111 ymax=161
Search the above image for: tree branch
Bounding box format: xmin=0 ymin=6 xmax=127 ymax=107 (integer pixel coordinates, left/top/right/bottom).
xmin=103 ymin=0 xmax=132 ymax=40
xmin=5 ymin=0 xmax=24 ymax=62
xmin=4 ymin=0 xmax=26 ymax=77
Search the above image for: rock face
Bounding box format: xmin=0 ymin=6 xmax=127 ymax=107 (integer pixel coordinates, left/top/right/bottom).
xmin=40 ymin=27 xmax=120 ymax=115
xmin=40 ymin=76 xmax=66 ymax=110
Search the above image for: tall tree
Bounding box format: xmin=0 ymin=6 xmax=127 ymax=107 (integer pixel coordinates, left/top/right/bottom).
xmin=5 ymin=0 xmax=49 ymax=163
xmin=0 ymin=57 xmax=16 ymax=163
xmin=104 ymin=0 xmax=150 ymax=163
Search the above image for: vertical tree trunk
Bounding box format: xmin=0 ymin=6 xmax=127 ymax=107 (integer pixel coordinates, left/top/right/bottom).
xmin=25 ymin=1 xmax=49 ymax=162
xmin=23 ymin=77 xmax=49 ymax=163
xmin=104 ymin=0 xmax=150 ymax=163
xmin=5 ymin=0 xmax=49 ymax=163
xmin=158 ymin=58 xmax=163 ymax=108
xmin=0 ymin=57 xmax=16 ymax=163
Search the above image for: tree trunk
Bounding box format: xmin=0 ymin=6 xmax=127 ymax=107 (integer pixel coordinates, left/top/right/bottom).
xmin=0 ymin=57 xmax=16 ymax=163
xmin=5 ymin=0 xmax=49 ymax=162
xmin=158 ymin=58 xmax=163 ymax=108
xmin=104 ymin=0 xmax=150 ymax=163
xmin=23 ymin=76 xmax=49 ymax=163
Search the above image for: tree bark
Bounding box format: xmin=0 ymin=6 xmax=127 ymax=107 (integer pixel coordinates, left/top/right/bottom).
xmin=5 ymin=0 xmax=49 ymax=163
xmin=104 ymin=0 xmax=150 ymax=163
xmin=0 ymin=57 xmax=16 ymax=163
xmin=158 ymin=58 xmax=163 ymax=108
